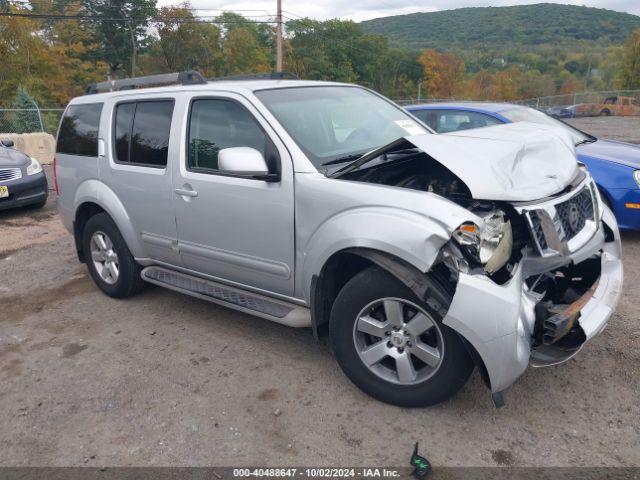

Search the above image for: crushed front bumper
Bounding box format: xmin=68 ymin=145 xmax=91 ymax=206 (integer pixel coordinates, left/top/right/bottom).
xmin=442 ymin=205 xmax=623 ymax=396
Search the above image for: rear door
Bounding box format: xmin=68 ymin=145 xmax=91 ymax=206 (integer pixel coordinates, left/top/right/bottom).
xmin=100 ymin=95 xmax=181 ymax=266
xmin=172 ymin=92 xmax=295 ymax=296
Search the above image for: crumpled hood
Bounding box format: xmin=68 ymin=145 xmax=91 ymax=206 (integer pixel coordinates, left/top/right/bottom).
xmin=406 ymin=122 xmax=579 ymax=202
xmin=0 ymin=146 xmax=30 ymax=168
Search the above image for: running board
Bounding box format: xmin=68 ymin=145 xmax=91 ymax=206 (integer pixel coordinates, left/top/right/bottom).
xmin=141 ymin=266 xmax=311 ymax=328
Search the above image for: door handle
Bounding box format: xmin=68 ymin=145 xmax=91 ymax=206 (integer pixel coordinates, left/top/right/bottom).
xmin=174 ymin=187 xmax=198 ymax=198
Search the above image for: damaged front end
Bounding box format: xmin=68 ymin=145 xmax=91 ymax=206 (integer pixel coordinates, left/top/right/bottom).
xmin=440 ymin=172 xmax=623 ymax=405
xmin=333 ymin=125 xmax=623 ymax=405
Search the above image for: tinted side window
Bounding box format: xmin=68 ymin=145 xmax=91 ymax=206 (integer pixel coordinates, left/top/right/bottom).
xmin=57 ymin=103 xmax=103 ymax=156
xmin=188 ymin=99 xmax=268 ymax=172
xmin=114 ymin=102 xmax=135 ymax=163
xmin=114 ymin=100 xmax=174 ymax=167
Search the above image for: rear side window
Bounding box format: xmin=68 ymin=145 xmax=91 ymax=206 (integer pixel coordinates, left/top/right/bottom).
xmin=114 ymin=100 xmax=174 ymax=167
xmin=57 ymin=103 xmax=103 ymax=156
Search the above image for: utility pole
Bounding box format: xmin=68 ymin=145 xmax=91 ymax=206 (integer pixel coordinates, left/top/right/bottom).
xmin=129 ymin=20 xmax=137 ymax=78
xmin=276 ymin=0 xmax=283 ymax=72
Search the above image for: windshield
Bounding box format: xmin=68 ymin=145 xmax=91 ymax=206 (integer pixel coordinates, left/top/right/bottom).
xmin=500 ymin=107 xmax=591 ymax=145
xmin=254 ymin=86 xmax=429 ymax=169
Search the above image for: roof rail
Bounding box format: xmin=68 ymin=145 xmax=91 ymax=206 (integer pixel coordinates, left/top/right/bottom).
xmin=85 ymin=70 xmax=207 ymax=95
xmin=209 ymin=72 xmax=300 ymax=82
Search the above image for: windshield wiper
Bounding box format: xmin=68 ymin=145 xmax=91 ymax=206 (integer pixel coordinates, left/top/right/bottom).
xmin=575 ymin=137 xmax=597 ymax=146
xmin=321 ymin=153 xmax=366 ymax=166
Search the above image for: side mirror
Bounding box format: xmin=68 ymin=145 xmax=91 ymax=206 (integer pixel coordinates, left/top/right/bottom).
xmin=218 ymin=147 xmax=277 ymax=181
xmin=1 ymin=139 xmax=14 ymax=148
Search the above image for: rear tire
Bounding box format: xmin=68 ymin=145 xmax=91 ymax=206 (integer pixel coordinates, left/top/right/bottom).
xmin=330 ymin=267 xmax=474 ymax=407
xmin=82 ymin=213 xmax=145 ymax=298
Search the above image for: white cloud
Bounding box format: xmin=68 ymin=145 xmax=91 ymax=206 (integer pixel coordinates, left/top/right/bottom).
xmin=157 ymin=0 xmax=640 ymax=21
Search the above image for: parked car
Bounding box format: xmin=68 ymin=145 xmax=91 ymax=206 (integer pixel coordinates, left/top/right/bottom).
xmin=582 ymin=96 xmax=640 ymax=117
xmin=407 ymin=102 xmax=640 ymax=230
xmin=0 ymin=139 xmax=48 ymax=211
xmin=56 ymin=72 xmax=622 ymax=408
xmin=546 ymin=105 xmax=575 ymax=119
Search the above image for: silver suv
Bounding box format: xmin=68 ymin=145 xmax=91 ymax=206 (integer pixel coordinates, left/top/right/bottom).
xmin=55 ymin=72 xmax=623 ymax=407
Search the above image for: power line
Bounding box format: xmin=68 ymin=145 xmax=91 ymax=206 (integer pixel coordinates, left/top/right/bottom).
xmin=0 ymin=11 xmax=278 ymax=23
xmin=8 ymin=0 xmax=272 ymax=13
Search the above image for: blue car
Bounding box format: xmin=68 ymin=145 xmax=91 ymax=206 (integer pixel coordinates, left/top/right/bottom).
xmin=546 ymin=105 xmax=576 ymax=119
xmin=406 ymin=102 xmax=640 ymax=230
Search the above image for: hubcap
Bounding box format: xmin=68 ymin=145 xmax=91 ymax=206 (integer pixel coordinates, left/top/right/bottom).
xmin=353 ymin=298 xmax=444 ymax=385
xmin=90 ymin=231 xmax=120 ymax=285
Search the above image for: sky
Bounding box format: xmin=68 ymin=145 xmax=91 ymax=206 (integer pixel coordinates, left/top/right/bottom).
xmin=157 ymin=0 xmax=640 ymax=22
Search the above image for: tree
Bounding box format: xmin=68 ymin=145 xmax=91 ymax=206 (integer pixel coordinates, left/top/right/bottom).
xmin=150 ymin=4 xmax=222 ymax=76
xmin=619 ymin=28 xmax=640 ymax=89
xmin=418 ymin=49 xmax=465 ymax=98
xmin=13 ymin=88 xmax=43 ymax=133
xmin=222 ymin=27 xmax=270 ymax=75
xmin=81 ymin=0 xmax=157 ymax=77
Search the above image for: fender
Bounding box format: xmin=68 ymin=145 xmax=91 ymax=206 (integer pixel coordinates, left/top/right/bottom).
xmin=299 ymin=206 xmax=452 ymax=303
xmin=73 ymin=179 xmax=146 ymax=258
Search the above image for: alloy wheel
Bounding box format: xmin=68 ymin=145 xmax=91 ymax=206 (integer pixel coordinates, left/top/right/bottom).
xmin=90 ymin=231 xmax=120 ymax=285
xmin=353 ymin=297 xmax=444 ymax=385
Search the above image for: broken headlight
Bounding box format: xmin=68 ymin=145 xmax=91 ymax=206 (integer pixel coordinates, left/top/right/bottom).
xmin=452 ymin=211 xmax=513 ymax=274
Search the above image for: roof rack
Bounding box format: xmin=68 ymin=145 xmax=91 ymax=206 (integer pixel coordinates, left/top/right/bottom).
xmin=209 ymin=72 xmax=300 ymax=82
xmin=85 ymin=70 xmax=207 ymax=95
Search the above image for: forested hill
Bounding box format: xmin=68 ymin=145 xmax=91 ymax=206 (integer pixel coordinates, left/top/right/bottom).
xmin=360 ymin=3 xmax=640 ymax=51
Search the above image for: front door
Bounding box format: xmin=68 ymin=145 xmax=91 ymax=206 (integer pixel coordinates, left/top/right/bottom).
xmin=172 ymin=94 xmax=295 ymax=296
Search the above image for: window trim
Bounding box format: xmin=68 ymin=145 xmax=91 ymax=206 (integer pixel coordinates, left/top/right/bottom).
xmin=56 ymin=102 xmax=104 ymax=157
xmin=185 ymin=95 xmax=282 ymax=181
xmin=111 ymin=98 xmax=175 ymax=170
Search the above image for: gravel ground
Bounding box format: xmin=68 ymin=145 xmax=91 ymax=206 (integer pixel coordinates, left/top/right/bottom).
xmin=0 ymin=126 xmax=639 ymax=468
xmin=567 ymin=116 xmax=640 ymax=144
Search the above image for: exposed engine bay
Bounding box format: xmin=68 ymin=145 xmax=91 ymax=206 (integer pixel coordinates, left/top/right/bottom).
xmin=339 ymin=144 xmax=472 ymax=203
xmin=339 ymin=144 xmax=532 ymax=283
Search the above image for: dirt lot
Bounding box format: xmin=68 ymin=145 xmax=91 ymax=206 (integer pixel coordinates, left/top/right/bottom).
xmin=567 ymin=116 xmax=640 ymax=144
xmin=1 ymin=123 xmax=639 ymax=468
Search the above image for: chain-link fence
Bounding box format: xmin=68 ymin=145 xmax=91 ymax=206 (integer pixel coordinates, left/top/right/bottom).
xmin=514 ymin=90 xmax=640 ymax=109
xmin=393 ymin=98 xmax=464 ymax=106
xmin=0 ymin=108 xmax=65 ymax=135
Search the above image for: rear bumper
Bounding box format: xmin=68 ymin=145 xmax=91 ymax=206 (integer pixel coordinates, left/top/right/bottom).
xmin=0 ymin=171 xmax=48 ymax=211
xmin=443 ymin=205 xmax=622 ymax=394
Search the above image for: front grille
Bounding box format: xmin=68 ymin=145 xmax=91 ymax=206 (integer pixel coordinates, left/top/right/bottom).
xmin=525 ymin=182 xmax=598 ymax=255
xmin=555 ymin=187 xmax=595 ymax=240
xmin=0 ymin=168 xmax=22 ymax=183
xmin=529 ymin=211 xmax=548 ymax=250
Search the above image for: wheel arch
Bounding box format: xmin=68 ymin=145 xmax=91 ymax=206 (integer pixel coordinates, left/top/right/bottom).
xmin=310 ymin=247 xmax=492 ymax=391
xmin=73 ymin=180 xmax=144 ymax=262
xmin=310 ymin=247 xmax=453 ymax=339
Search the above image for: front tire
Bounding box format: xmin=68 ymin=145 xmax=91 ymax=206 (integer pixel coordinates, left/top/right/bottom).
xmin=82 ymin=213 xmax=145 ymax=298
xmin=330 ymin=267 xmax=474 ymax=407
